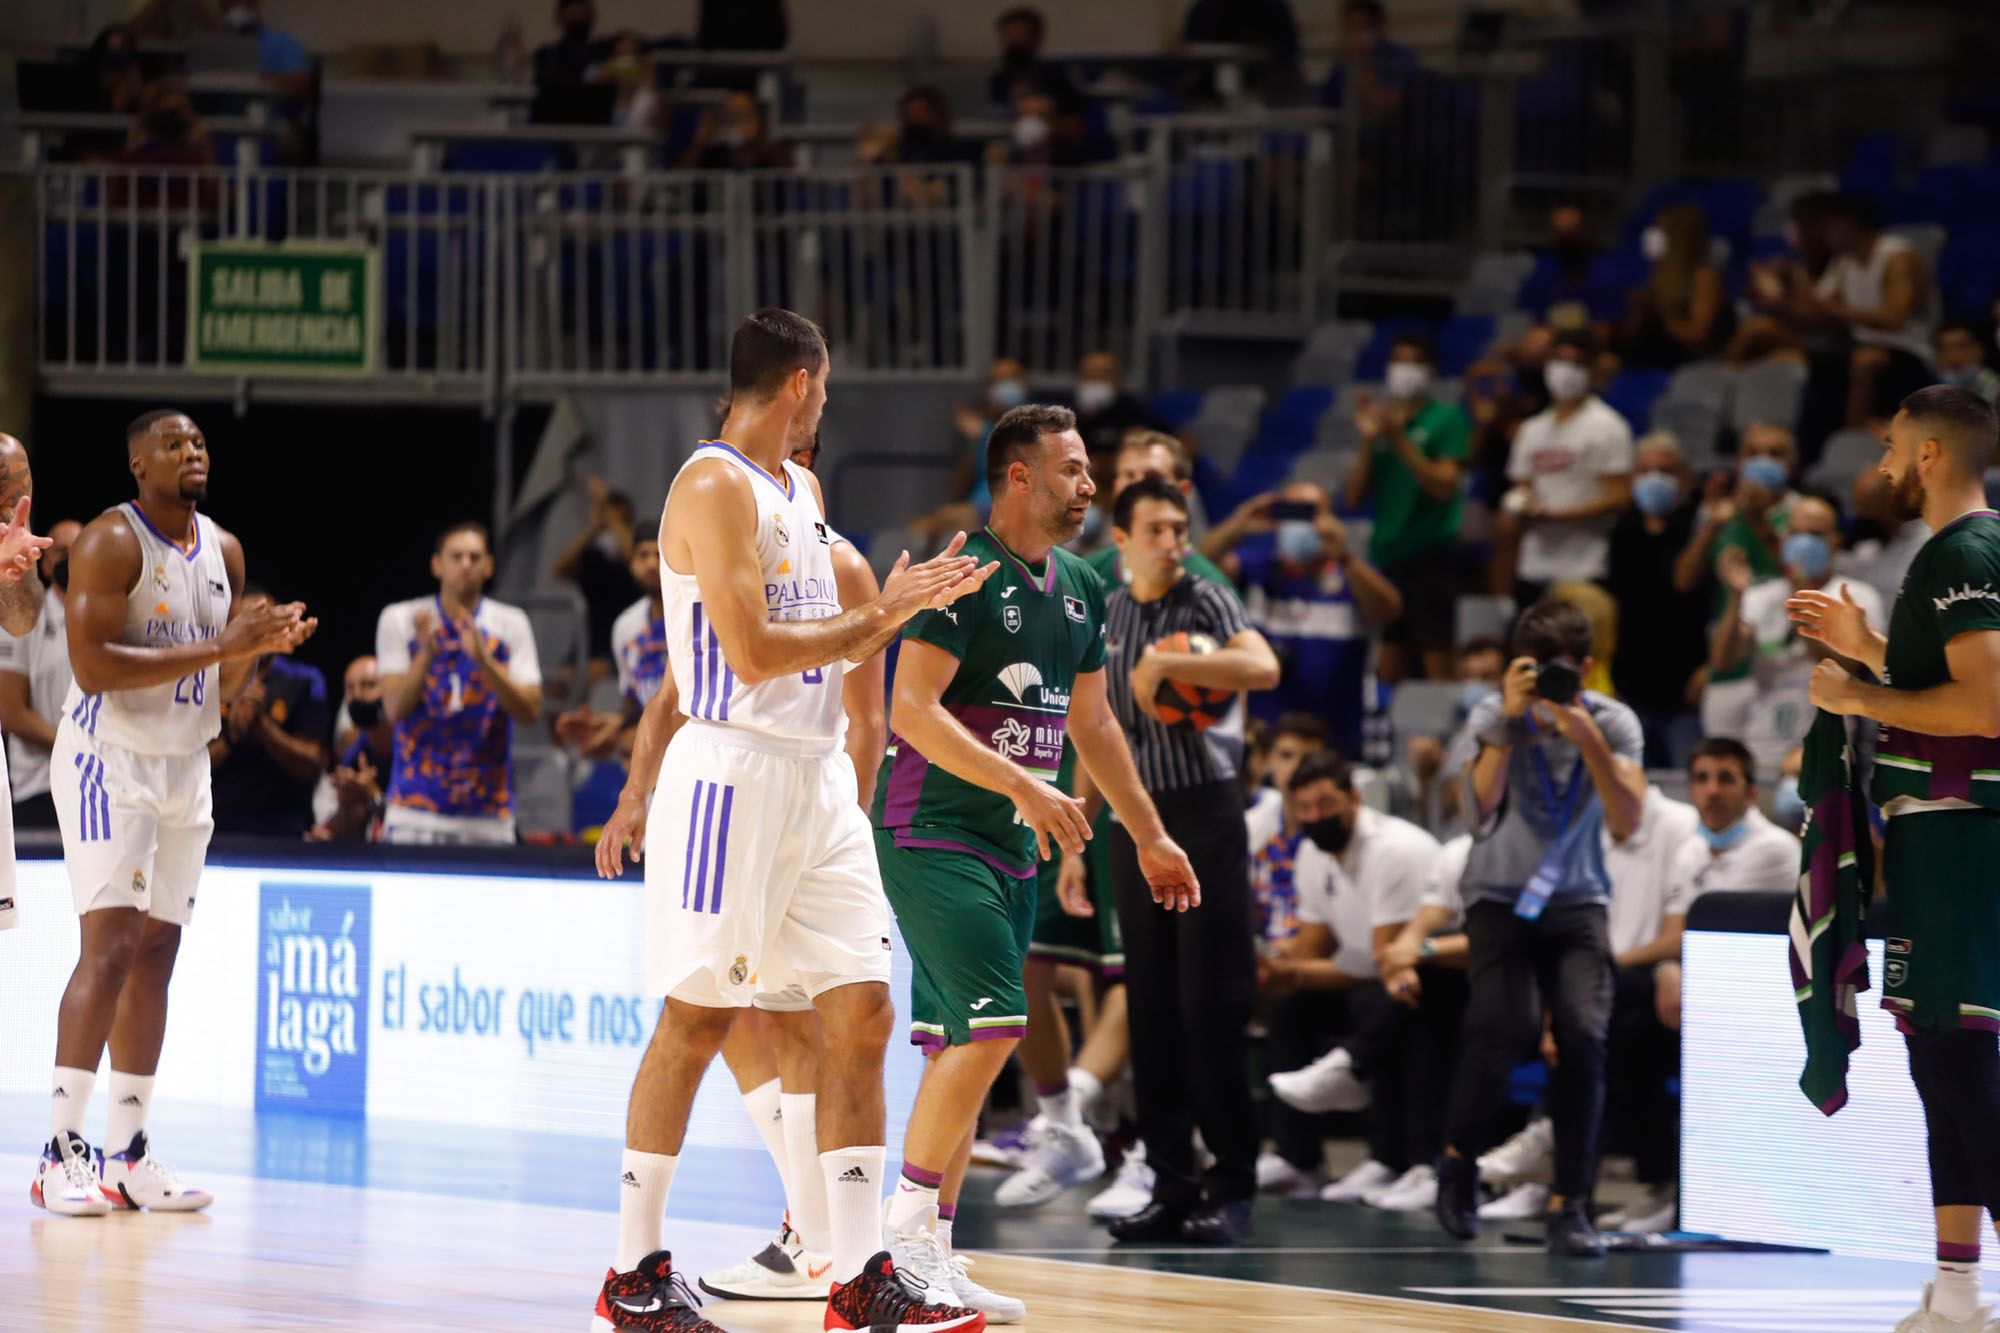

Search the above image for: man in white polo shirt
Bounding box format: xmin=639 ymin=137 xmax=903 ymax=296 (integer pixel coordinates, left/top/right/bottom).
xmin=1504 ymin=330 xmax=1634 ymax=604
xmin=1261 ymin=750 xmax=1439 ymax=1206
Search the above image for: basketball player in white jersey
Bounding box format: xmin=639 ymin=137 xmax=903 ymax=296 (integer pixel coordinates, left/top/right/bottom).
xmin=34 ymin=409 xmax=313 ymax=1218
xmin=0 ymin=431 xmax=61 ymax=935
xmin=586 ymin=310 xmax=996 ymax=1333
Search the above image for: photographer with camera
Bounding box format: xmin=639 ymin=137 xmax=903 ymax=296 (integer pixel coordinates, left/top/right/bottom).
xmin=1430 ymin=598 xmax=1646 ymax=1258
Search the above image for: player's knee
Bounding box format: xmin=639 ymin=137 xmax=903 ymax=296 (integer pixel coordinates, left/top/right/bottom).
xmin=823 ymin=983 xmax=895 ymax=1054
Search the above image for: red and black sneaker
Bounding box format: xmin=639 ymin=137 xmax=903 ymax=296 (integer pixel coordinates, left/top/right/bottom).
xmin=824 ymin=1251 xmax=985 ymax=1332
xmin=591 ymin=1251 xmax=726 ymax=1332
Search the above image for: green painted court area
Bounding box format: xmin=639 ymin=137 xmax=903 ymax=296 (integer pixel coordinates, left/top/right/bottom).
xmin=951 ymin=1170 xmax=1935 ymax=1331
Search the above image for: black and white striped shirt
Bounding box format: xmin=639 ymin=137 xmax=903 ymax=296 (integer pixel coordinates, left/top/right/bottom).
xmin=1105 ymin=572 xmax=1252 ymax=794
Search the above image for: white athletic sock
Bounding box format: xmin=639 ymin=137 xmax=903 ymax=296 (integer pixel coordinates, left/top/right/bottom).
xmin=741 ymin=1079 xmax=794 ymax=1214
xmin=1933 ymin=1263 xmax=1982 ymax=1321
xmin=935 ymin=1215 xmax=955 ymax=1255
xmin=781 ymin=1092 xmax=830 ymax=1253
xmin=106 ymin=1071 xmax=155 ymax=1153
xmin=884 ymin=1165 xmax=941 ymax=1236
xmin=1038 ymin=1085 xmax=1080 ymax=1130
xmin=1069 ymin=1066 xmax=1104 ymax=1117
xmin=821 ymin=1145 xmax=888 ymax=1283
xmin=615 ymin=1149 xmax=678 ymax=1273
xmin=51 ymin=1066 xmax=94 ymax=1141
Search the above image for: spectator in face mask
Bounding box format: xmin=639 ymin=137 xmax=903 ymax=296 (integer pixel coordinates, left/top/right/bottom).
xmin=1345 ymin=331 xmax=1471 ymax=682
xmin=680 ymin=88 xmax=791 ymax=168
xmin=1935 ymin=319 xmax=2000 ymax=408
xmin=1071 ymin=349 xmax=1172 ymax=467
xmin=1615 ymin=202 xmax=1733 ymax=371
xmin=1517 ymin=207 xmax=1625 ymax=337
xmin=1216 ymin=481 xmax=1403 ymax=757
xmin=312 ymin=656 xmax=395 ymax=842
xmin=1606 ymin=432 xmax=1710 ymax=767
xmin=1711 ymin=492 xmax=1882 ymax=778
xmin=862 ymin=85 xmax=979 ymax=167
xmin=909 ymin=358 xmax=1032 ymax=544
xmin=1502 ymin=330 xmax=1635 ymax=604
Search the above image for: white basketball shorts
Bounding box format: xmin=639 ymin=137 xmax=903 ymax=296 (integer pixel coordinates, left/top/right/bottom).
xmin=50 ymin=716 xmax=213 ymax=925
xmin=645 ymin=720 xmax=892 ymax=1008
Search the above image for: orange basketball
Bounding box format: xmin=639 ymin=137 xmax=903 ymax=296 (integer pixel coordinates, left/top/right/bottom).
xmin=1149 ymin=631 xmax=1235 ymax=729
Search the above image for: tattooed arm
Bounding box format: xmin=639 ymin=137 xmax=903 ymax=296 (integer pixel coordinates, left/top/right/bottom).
xmin=0 ymin=436 xmax=50 ymax=637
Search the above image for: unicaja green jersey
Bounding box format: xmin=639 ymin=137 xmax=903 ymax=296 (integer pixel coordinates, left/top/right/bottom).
xmin=873 ymin=529 xmax=1108 ymax=877
xmin=1872 ymin=510 xmax=2000 ymax=814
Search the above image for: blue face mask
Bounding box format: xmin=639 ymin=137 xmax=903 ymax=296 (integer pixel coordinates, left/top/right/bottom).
xmin=1740 ymin=456 xmax=1789 ymax=493
xmin=1944 ymin=365 xmax=1984 ymax=389
xmin=1459 ymin=681 xmax=1499 ymax=716
xmin=989 ymin=377 xmax=1027 ymax=410
xmin=1276 ymin=519 xmax=1323 ymax=565
xmin=1698 ymin=817 xmax=1748 ymax=851
xmin=1772 ymin=775 xmax=1805 ymax=832
xmin=1782 ymin=531 xmax=1832 ymax=580
xmin=1631 ymin=470 xmax=1679 ymax=517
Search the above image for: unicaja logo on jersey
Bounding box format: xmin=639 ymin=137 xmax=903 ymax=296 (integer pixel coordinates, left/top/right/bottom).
xmin=255 ymin=882 xmax=370 ymax=1118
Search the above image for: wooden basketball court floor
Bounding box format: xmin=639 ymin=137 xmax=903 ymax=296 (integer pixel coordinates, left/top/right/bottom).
xmin=0 ymin=1099 xmax=1941 ymax=1332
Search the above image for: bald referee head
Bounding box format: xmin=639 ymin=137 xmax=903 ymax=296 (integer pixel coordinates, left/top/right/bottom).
xmin=1883 ymin=384 xmax=2000 ymax=524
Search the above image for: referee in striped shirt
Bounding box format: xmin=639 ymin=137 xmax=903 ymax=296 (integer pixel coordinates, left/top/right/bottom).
xmin=1085 ymin=477 xmax=1281 ymax=1244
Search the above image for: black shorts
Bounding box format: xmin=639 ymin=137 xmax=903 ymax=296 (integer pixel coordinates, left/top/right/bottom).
xmin=1380 ymin=548 xmax=1460 ymax=652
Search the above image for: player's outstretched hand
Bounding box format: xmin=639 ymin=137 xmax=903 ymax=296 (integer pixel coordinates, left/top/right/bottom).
xmin=1137 ymin=835 xmax=1200 ymax=912
xmin=596 ymin=788 xmax=649 ymax=878
xmin=1013 ymin=777 xmax=1091 ymax=861
xmin=876 ymin=532 xmax=995 ymax=621
xmin=1787 ymin=582 xmax=1874 ymax=661
xmin=1054 ymin=851 xmax=1092 ymax=917
xmin=0 ymin=497 xmax=52 ymax=583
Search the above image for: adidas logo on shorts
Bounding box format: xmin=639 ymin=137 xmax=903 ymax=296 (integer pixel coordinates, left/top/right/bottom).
xmin=837 ymin=1167 xmax=869 ymax=1183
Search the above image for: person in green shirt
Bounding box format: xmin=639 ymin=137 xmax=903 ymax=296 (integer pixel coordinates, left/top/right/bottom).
xmin=1343 ymin=331 xmax=1471 ymax=682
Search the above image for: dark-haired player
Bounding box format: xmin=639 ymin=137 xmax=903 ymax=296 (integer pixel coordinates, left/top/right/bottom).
xmin=1790 ymin=385 xmax=2000 ymax=1331
xmin=37 ymin=409 xmax=313 ymax=1218
xmin=588 ymin=310 xmax=993 ymax=1333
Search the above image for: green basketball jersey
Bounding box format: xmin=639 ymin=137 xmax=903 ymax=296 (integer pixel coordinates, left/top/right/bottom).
xmin=1872 ymin=510 xmax=2000 ymax=812
xmin=873 ymin=529 xmax=1109 ymax=876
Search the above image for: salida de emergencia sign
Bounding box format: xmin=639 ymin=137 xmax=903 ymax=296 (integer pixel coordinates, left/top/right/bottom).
xmin=188 ymin=242 xmax=376 ymax=377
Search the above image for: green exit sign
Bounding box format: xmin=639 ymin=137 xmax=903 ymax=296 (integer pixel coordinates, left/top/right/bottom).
xmin=188 ymin=242 xmax=377 ymax=377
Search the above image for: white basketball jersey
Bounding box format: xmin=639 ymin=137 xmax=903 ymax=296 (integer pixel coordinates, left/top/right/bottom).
xmin=661 ymin=442 xmax=846 ymax=744
xmin=61 ymin=503 xmax=231 ymax=756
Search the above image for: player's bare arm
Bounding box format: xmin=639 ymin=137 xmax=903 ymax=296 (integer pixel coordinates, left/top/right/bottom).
xmin=831 ymin=538 xmax=887 ymax=806
xmin=596 ymin=666 xmax=688 ymax=878
xmin=670 ymin=461 xmax=994 ymax=683
xmin=66 ymin=516 xmax=308 ymax=696
xmin=1812 ymin=629 xmax=2000 ymax=737
xmin=0 ymin=436 xmax=54 ymax=635
xmin=1066 ymin=667 xmax=1201 ymax=911
xmin=450 ymin=606 xmax=541 ymax=724
xmin=1129 ymin=626 xmax=1280 ymax=724
xmin=891 ymin=637 xmax=1091 ymax=859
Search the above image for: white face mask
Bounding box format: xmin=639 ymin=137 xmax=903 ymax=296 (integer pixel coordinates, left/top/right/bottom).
xmin=1640 ymin=225 xmax=1668 ymax=263
xmin=225 ymin=4 xmax=258 ymax=28
xmin=1384 ymin=362 xmax=1431 ymax=401
xmin=1012 ymin=115 xmax=1050 ymax=150
xmin=1544 ymin=360 xmax=1591 ymax=402
xmin=1075 ymin=381 xmax=1115 ymax=413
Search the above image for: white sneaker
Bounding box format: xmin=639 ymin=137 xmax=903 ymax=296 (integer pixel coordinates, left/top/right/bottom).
xmin=1477 ymin=1117 xmax=1554 ymax=1186
xmin=994 ymin=1122 xmax=1105 ymax=1208
xmin=970 ymin=1116 xmax=1046 ymax=1170
xmin=948 ymin=1255 xmax=1025 ymax=1324
xmin=1318 ymin=1158 xmax=1397 ymax=1204
xmin=1895 ymin=1283 xmax=1996 ymax=1331
xmin=1269 ymin=1048 xmax=1370 ymax=1113
xmin=31 ymin=1133 xmax=110 ymax=1217
xmin=1256 ymin=1151 xmax=1306 ymax=1194
xmin=886 ymin=1210 xmax=961 ymax=1308
xmin=97 ymin=1132 xmax=212 ymax=1212
xmin=1479 ymin=1181 xmax=1550 ymax=1221
xmin=1087 ymin=1146 xmax=1154 ymax=1221
xmin=1364 ymin=1164 xmax=1438 ymax=1212
xmin=697 ymin=1217 xmax=831 ymax=1301
xmin=1603 ymin=1185 xmax=1676 ymax=1234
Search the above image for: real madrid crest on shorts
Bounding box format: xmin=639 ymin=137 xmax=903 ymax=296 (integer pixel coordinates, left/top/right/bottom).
xmin=132 ymin=870 xmax=147 ymax=895
xmin=729 ymin=955 xmax=749 ymax=986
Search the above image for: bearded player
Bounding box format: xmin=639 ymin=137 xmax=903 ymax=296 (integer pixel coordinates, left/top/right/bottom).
xmin=35 ymin=409 xmax=313 ymax=1218
xmin=587 ymin=310 xmax=995 ymax=1333
xmin=870 ymin=404 xmax=1199 ymax=1321
xmin=0 ymin=431 xmax=60 ymax=936
xmin=1789 ymin=385 xmax=2000 ymax=1332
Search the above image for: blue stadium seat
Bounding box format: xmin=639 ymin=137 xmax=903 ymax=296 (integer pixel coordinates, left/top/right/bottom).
xmin=1437 ymin=313 xmax=1496 ymax=376
xmin=1149 ymin=389 xmax=1205 ymax=431
xmin=1841 ymin=132 xmax=1903 ymax=196
xmin=443 ymin=140 xmax=567 ymax=173
xmin=1939 ymin=222 xmax=2000 ymax=318
xmin=1600 ymin=369 xmax=1671 ymax=434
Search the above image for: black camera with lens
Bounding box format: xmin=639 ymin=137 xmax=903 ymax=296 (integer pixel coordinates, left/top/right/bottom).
xmin=1533 ymin=658 xmax=1581 ymax=706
